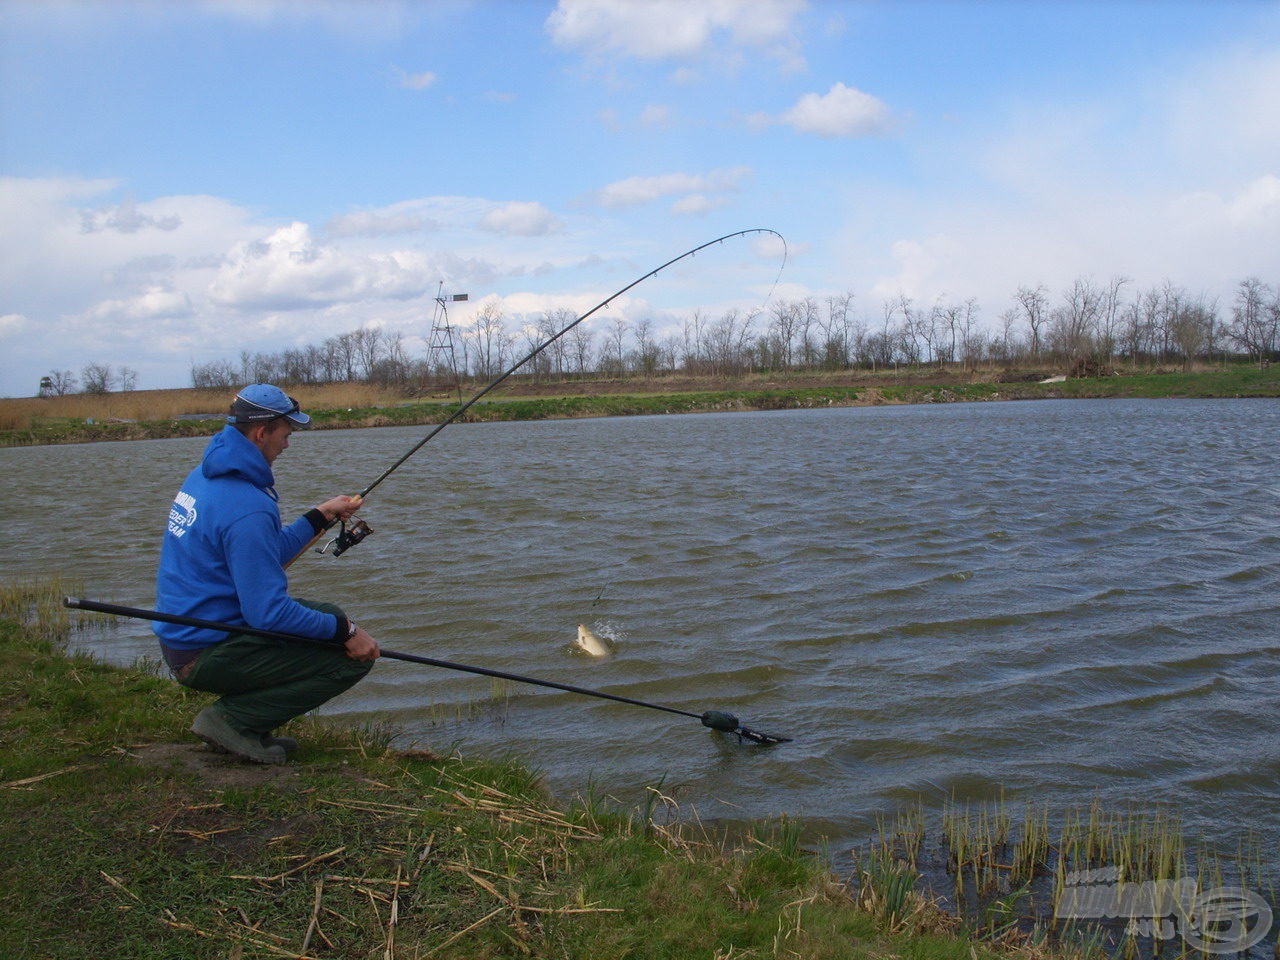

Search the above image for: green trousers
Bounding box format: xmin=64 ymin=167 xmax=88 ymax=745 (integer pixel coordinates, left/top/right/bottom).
xmin=178 ymin=601 xmax=373 ymax=735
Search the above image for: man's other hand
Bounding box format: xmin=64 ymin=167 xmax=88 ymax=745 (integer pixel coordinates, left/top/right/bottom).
xmin=345 ymin=626 xmax=380 ymax=662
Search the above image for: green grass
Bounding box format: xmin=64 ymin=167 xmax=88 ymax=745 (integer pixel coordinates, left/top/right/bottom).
xmin=4 ymin=580 xmax=1054 ymax=960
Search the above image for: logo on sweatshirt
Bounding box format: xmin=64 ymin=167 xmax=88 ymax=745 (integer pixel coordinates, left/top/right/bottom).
xmin=168 ymin=491 xmax=198 ymax=538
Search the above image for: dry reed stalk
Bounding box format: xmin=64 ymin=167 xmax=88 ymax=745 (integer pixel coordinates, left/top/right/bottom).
xmin=495 ymin=811 xmax=601 ymax=840
xmin=230 ymin=846 xmax=345 ymax=883
xmin=299 ymin=878 xmax=324 ymax=957
xmin=517 ymin=904 xmax=625 ymax=915
xmin=445 ymin=863 xmax=505 ymax=901
xmin=315 ymin=797 xmax=422 ymax=815
xmin=1 ymin=764 xmax=85 ymax=789
xmin=160 ymin=917 xmax=321 ymax=960
xmin=423 ymin=906 xmax=505 ymax=957
xmin=99 ymin=871 xmax=143 ymax=903
xmin=173 ymin=827 xmax=241 ymax=842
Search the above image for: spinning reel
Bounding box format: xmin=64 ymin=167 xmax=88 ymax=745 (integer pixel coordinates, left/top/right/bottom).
xmin=318 ymin=517 xmax=373 ymax=557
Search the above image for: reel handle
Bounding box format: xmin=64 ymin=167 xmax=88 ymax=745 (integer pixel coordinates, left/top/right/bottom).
xmin=318 ymin=517 xmax=374 ymax=557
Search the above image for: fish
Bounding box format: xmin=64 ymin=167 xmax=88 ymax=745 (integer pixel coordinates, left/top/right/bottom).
xmin=574 ymin=623 xmax=612 ymax=658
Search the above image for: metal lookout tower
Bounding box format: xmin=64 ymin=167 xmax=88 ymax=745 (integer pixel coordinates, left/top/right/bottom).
xmin=426 ymin=282 xmax=468 ymax=397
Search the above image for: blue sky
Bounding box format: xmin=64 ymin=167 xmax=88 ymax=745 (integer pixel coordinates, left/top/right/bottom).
xmin=2 ymin=0 xmax=1278 ymax=396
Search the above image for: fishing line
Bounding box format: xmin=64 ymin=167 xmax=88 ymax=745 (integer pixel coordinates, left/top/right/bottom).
xmin=361 ymin=228 xmax=786 ymax=499
xmin=63 ymin=597 xmax=792 ymax=745
xmin=314 ymin=228 xmax=787 ymax=557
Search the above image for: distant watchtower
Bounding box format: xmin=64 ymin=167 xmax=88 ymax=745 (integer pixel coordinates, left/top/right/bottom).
xmin=37 ymin=376 xmax=53 ymax=398
xmin=426 ymin=282 xmax=468 ymax=396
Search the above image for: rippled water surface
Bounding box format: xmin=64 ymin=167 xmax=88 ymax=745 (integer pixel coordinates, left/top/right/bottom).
xmin=6 ymin=398 xmax=1280 ymax=870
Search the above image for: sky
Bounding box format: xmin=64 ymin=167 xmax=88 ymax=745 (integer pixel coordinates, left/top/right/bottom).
xmin=1 ymin=0 xmax=1278 ymax=397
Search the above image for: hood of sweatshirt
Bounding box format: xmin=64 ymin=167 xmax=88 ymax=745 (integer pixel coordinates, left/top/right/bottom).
xmin=200 ymin=424 xmax=276 ymax=492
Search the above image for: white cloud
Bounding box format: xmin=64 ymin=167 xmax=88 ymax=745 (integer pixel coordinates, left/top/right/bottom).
xmin=87 ymin=286 xmax=194 ymax=323
xmin=546 ymin=0 xmax=805 ymax=68
xmin=1228 ymin=174 xmax=1280 ymax=224
xmin=775 ymin=82 xmax=891 ymax=138
xmin=326 ymin=205 xmax=440 ymax=237
xmin=395 ymin=67 xmax=437 ymax=90
xmin=671 ymin=194 xmax=720 ymax=216
xmin=479 ymin=201 xmax=562 ymax=237
xmin=638 ymin=103 xmax=673 ymax=128
xmin=1174 ymin=175 xmax=1280 ymax=228
xmin=0 ymin=313 xmax=28 ymax=337
xmin=0 ymin=178 xmax=249 ymax=320
xmin=590 ymin=166 xmax=751 ymax=209
xmin=208 ymin=221 xmax=433 ymax=311
xmin=79 ymin=192 xmax=182 ymax=233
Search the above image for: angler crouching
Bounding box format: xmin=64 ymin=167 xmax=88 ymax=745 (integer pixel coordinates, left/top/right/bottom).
xmin=152 ymin=384 xmax=380 ymax=764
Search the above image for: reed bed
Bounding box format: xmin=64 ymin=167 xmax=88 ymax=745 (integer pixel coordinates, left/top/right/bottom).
xmin=0 ymin=577 xmax=94 ymax=642
xmin=861 ymin=797 xmax=1274 ymax=957
xmin=0 ymin=383 xmax=411 ymax=424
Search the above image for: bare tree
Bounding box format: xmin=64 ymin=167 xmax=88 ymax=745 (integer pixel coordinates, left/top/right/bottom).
xmin=767 ymin=299 xmax=799 ymax=370
xmin=680 ymin=309 xmax=706 ymax=373
xmin=993 ymin=308 xmax=1022 ymax=366
xmin=1170 ymin=297 xmax=1216 ymax=371
xmin=600 ymin=317 xmax=628 ymax=376
xmin=818 ymin=292 xmax=857 ymax=370
xmin=80 ymin=361 xmax=115 ymax=394
xmin=1014 ymin=284 xmax=1049 ymax=360
xmin=44 ymin=369 xmax=79 ymax=396
xmin=519 ymin=321 xmax=551 ymax=381
xmin=1049 ymin=278 xmax=1103 ymax=365
xmin=541 ymin=308 xmax=575 ymax=378
xmin=468 ymin=303 xmax=510 ymax=379
xmin=351 ymin=327 xmax=384 ymax=380
xmin=704 ymin=308 xmax=755 ymax=376
xmin=369 ymin=332 xmax=412 ymax=386
xmin=1228 ymin=277 xmax=1278 ymax=367
xmin=895 ymin=295 xmax=931 ymax=365
xmin=869 ymin=299 xmax=902 ymax=371
xmin=567 ymin=322 xmax=595 ymax=376
xmin=631 ymin=317 xmax=662 ymax=376
xmin=191 ymin=359 xmax=236 ymax=389
xmin=795 ymin=297 xmax=820 ymax=368
xmin=1094 ymin=276 xmax=1130 ymax=365
xmin=954 ymin=298 xmax=982 ymax=370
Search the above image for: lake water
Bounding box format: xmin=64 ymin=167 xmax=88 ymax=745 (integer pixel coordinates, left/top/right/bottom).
xmin=4 ymin=398 xmax=1279 ymax=894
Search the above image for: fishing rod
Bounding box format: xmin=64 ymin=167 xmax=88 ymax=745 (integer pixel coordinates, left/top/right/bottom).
xmin=63 ymin=596 xmax=792 ymax=745
xmin=314 ymin=228 xmax=786 ymax=558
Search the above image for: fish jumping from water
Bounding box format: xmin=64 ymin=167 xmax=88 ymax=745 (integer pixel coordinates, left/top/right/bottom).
xmin=575 ymin=623 xmax=612 ymax=658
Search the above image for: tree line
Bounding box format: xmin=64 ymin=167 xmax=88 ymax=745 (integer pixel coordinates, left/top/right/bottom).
xmin=38 ymin=362 xmax=139 ymax=397
xmin=41 ymin=276 xmax=1280 ymax=396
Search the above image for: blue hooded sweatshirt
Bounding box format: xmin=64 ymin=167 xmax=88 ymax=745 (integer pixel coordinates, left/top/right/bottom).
xmin=154 ymin=425 xmax=340 ymax=652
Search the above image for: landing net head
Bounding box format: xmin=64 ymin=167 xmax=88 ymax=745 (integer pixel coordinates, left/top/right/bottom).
xmin=735 ymin=725 xmax=792 ymax=746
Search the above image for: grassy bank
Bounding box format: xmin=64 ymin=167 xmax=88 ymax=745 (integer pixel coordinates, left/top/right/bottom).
xmin=4 ymin=364 xmax=1280 ymax=447
xmin=1 ymin=580 xmax=1035 ymax=960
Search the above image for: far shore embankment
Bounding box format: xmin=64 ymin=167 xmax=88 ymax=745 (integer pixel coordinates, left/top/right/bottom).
xmin=3 ymin=363 xmax=1279 ymax=448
